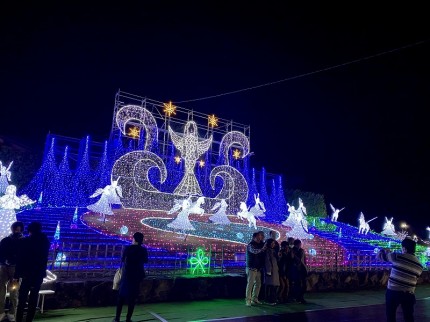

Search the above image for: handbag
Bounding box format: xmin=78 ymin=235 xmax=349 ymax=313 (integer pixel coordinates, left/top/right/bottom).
xmin=112 ymin=265 xmax=123 ymax=290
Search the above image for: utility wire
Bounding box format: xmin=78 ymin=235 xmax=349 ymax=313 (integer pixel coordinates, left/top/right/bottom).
xmin=174 ymin=39 xmax=429 ymax=104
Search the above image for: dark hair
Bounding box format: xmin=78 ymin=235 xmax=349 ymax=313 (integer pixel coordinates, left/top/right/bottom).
xmin=287 ymin=237 xmax=295 ymax=243
xmin=252 ymin=232 xmax=259 ymax=239
xmin=28 ymin=222 xmax=42 ymax=234
xmin=265 ymin=238 xmax=275 ymax=246
xmin=293 ymin=239 xmax=302 ymax=246
xmin=133 ymin=232 xmax=144 ymax=245
xmin=280 ymin=241 xmax=288 ymax=248
xmin=402 ymin=238 xmax=416 ymax=254
xmin=11 ymin=221 xmax=24 ymax=231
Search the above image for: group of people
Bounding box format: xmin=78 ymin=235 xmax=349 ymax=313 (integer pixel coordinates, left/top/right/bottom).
xmin=245 ymin=230 xmax=308 ymax=306
xmin=0 ymin=221 xmax=50 ymax=322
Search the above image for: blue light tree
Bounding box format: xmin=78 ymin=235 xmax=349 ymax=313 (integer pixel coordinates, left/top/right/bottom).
xmin=72 ymin=136 xmax=95 ymax=206
xmin=247 ymin=168 xmax=259 ymax=206
xmin=259 ymin=167 xmax=269 ymax=208
xmin=94 ymin=141 xmax=111 ymax=189
xmin=276 ymin=175 xmax=288 ymax=218
xmin=54 ymin=146 xmax=73 ymax=206
xmin=266 ymin=178 xmax=277 ymax=221
xmin=21 ymin=137 xmax=58 ymax=206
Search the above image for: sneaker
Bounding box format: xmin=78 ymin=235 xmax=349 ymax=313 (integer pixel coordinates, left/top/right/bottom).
xmin=299 ymin=299 xmax=307 ymax=304
xmin=267 ymin=302 xmax=277 ymax=306
xmin=245 ymin=300 xmax=252 ymax=306
xmin=252 ymin=299 xmax=262 ymax=305
xmin=0 ymin=313 xmax=5 ymax=321
xmin=7 ymin=314 xmax=15 ymax=322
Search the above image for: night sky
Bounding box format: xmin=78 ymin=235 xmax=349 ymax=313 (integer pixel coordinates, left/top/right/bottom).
xmin=1 ymin=3 xmax=429 ymax=237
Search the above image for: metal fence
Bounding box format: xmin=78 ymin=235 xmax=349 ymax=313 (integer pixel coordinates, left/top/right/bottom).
xmin=49 ymin=242 xmax=428 ymax=280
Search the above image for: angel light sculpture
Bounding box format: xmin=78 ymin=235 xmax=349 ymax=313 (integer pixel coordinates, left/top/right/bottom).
xmin=0 ymin=161 xmax=13 ymax=195
xmin=87 ymin=178 xmax=123 ymax=222
xmin=167 ymin=198 xmax=195 ymax=231
xmin=209 ymin=199 xmax=231 ymax=225
xmin=0 ymin=185 xmax=35 ymax=240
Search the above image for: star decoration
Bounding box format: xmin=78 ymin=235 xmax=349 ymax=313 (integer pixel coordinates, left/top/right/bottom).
xmin=208 ymin=114 xmax=218 ymax=128
xmin=174 ymin=156 xmax=181 ymax=164
xmin=199 ymin=160 xmax=205 ymax=168
xmin=127 ymin=126 xmax=140 ymax=139
xmin=233 ymin=148 xmax=241 ymax=160
xmin=189 ymin=248 xmax=209 ymax=274
xmin=163 ymin=101 xmax=177 ymax=117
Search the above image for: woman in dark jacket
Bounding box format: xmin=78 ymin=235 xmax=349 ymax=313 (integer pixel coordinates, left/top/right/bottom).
xmin=114 ymin=232 xmax=148 ymax=322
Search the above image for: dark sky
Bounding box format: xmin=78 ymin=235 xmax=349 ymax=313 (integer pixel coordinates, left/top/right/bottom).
xmin=1 ymin=3 xmax=429 ymax=237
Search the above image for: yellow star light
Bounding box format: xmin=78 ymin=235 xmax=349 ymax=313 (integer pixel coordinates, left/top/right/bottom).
xmin=233 ymin=149 xmax=241 ymax=160
xmin=128 ymin=126 xmax=140 ymax=139
xmin=163 ymin=101 xmax=177 ymax=117
xmin=174 ymin=156 xmax=181 ymax=164
xmin=208 ymin=114 xmax=218 ymax=128
xmin=199 ymin=160 xmax=205 ymax=167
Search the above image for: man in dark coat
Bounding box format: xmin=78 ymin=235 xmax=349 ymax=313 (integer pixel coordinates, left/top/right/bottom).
xmin=14 ymin=222 xmax=50 ymax=322
xmin=0 ymin=221 xmax=24 ymax=321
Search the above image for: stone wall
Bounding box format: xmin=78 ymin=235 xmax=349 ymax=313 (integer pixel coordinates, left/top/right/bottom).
xmin=43 ymin=270 xmax=430 ymax=310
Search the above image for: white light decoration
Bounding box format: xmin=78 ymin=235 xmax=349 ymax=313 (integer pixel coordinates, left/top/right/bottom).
xmin=188 ymin=197 xmax=205 ymax=215
xmin=167 ymin=198 xmax=195 ymax=231
xmin=0 ymin=185 xmax=35 ymax=240
xmin=209 ymin=165 xmax=249 ymax=212
xmin=43 ymin=270 xmax=57 ymax=284
xmin=358 ymin=212 xmax=377 ymax=235
xmin=120 ymin=225 xmax=128 ymax=235
xmin=0 ymin=161 xmax=13 ymax=195
xmin=168 ymin=121 xmax=212 ymax=196
xmin=426 ymin=227 xmax=430 ymax=240
xmin=248 ymin=193 xmax=266 ymax=218
xmin=116 ymin=104 xmax=158 ymax=151
xmin=281 ymin=198 xmax=313 ymax=240
xmin=209 ymin=199 xmax=231 ymax=225
xmin=87 ymin=178 xmax=123 ymax=221
xmin=111 ymin=105 xmax=249 ymax=213
xmin=219 ymin=131 xmax=250 ymax=165
xmin=237 ymin=202 xmax=257 ymax=229
xmin=330 ymin=203 xmax=345 ymax=222
xmin=381 ymin=216 xmax=397 ymax=236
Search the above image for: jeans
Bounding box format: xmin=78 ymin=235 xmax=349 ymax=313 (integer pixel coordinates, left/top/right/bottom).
xmin=245 ymin=268 xmax=261 ymax=302
xmin=386 ymin=288 xmax=416 ymax=322
xmin=0 ymin=265 xmax=19 ymax=316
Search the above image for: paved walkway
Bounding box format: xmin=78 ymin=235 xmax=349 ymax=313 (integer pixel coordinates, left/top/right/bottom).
xmin=33 ymin=285 xmax=430 ymax=322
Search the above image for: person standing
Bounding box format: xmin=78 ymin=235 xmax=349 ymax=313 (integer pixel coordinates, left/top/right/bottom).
xmin=0 ymin=221 xmax=24 ymax=322
xmin=114 ymin=232 xmax=148 ymax=322
xmin=378 ymin=238 xmax=423 ymax=322
xmin=268 ymin=231 xmax=280 ymax=260
xmin=14 ymin=222 xmax=50 ymax=322
xmin=290 ymin=239 xmax=308 ymax=304
xmin=245 ymin=232 xmax=266 ymax=306
xmin=277 ymin=240 xmax=291 ymax=303
xmin=264 ymin=238 xmax=280 ymax=305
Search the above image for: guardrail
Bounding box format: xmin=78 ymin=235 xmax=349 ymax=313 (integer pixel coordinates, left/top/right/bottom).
xmin=49 ymin=242 xmax=428 ymax=279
